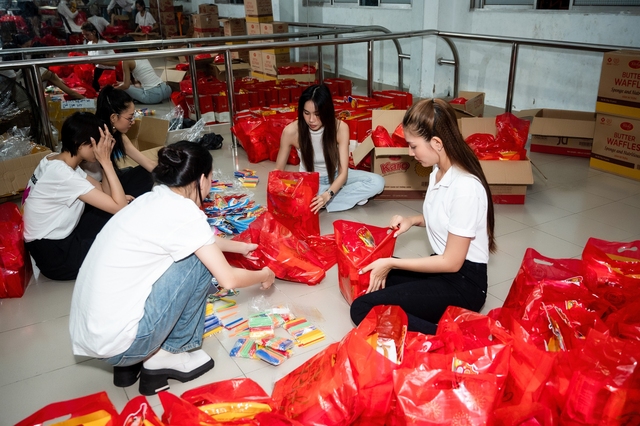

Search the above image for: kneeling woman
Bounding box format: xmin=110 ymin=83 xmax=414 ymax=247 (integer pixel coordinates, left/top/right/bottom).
xmin=69 ymin=141 xmax=275 ymax=396
xmin=275 ymin=84 xmax=385 ymax=213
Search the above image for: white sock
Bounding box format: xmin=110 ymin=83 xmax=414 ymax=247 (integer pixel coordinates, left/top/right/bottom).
xmin=143 ymin=349 xmax=211 ymax=372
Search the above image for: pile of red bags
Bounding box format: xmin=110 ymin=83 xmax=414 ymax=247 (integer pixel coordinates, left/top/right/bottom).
xmin=231 ymin=111 xmax=300 ymax=164
xmin=0 ymin=203 xmax=32 ymax=299
xmin=465 ymin=112 xmax=529 ymax=160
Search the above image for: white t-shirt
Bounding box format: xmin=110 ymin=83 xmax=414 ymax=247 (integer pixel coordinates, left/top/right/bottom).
xmin=297 ymin=127 xmax=329 ymax=178
xmin=132 ymin=59 xmax=163 ymax=89
xmin=57 ymin=0 xmax=82 ymax=33
xmin=87 ymin=39 xmax=116 ymax=70
xmin=423 ymin=164 xmax=489 ymax=264
xmin=87 ymin=15 xmax=110 ymax=35
xmin=23 ymin=154 xmax=95 ymax=242
xmin=69 ymin=184 xmax=215 ymax=358
xmin=135 ymin=11 xmax=156 ymax=27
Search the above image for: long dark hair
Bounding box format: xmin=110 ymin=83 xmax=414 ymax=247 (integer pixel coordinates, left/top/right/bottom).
xmin=60 ymin=112 xmax=107 ymax=156
xmin=403 ymin=98 xmax=496 ymax=253
xmin=297 ymin=84 xmax=339 ymax=184
xmin=96 ymin=85 xmax=133 ymax=164
xmin=153 ymin=141 xmax=213 ymax=206
xmin=81 ymin=22 xmax=101 ymax=40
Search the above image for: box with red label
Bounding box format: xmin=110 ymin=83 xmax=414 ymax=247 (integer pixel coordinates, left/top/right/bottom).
xmin=325 ymin=78 xmax=352 ymax=96
xmin=261 ymin=61 xmax=317 ymax=83
xmin=596 ymin=50 xmax=640 ymax=120
xmin=244 ymin=0 xmax=273 ymax=17
xmin=458 ymin=117 xmax=534 ymax=204
xmin=352 ymin=110 xmax=431 ymax=200
xmin=590 ymin=113 xmax=640 ymax=181
xmin=374 ymin=90 xmax=412 ymax=109
xmin=249 ymin=50 xmax=263 ymax=73
xmin=191 ymin=13 xmax=219 ymax=32
xmin=449 ymin=91 xmax=485 ymax=117
xmin=262 ymin=52 xmax=291 ymax=75
xmin=198 ymin=3 xmax=218 ymax=14
xmin=246 ymin=21 xmax=261 ymax=37
xmin=222 ymin=18 xmax=246 ymax=36
xmin=159 ymin=11 xmax=176 ymax=25
xmin=155 ymin=0 xmax=173 ymax=12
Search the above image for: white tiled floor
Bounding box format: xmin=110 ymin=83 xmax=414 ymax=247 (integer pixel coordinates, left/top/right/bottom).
xmin=2 ymin=125 xmax=640 ymax=425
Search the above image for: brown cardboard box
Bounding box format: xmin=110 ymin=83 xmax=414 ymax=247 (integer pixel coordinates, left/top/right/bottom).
xmin=352 ymin=110 xmax=431 ymax=200
xmin=209 ymin=62 xmax=252 ymax=82
xmin=244 ymin=0 xmax=273 ymax=17
xmin=458 ymin=117 xmax=534 ymax=204
xmin=191 ymin=13 xmax=219 ymax=31
xmin=590 ymin=113 xmax=640 ymax=181
xmin=260 ymin=61 xmax=317 ymax=82
xmin=221 ymin=18 xmax=246 ymax=37
xmin=246 ymin=21 xmax=261 ymax=38
xmin=450 ymin=91 xmax=485 ymax=117
xmin=225 ymin=42 xmax=250 ymax=62
xmin=596 ymin=50 xmax=640 ymax=120
xmin=259 ymin=21 xmax=289 ymax=54
xmin=127 ymin=116 xmax=171 ymax=152
xmin=249 ymin=50 xmax=264 ymax=73
xmin=245 ymin=15 xmax=274 ymax=24
xmin=262 ymin=52 xmax=292 ymax=76
xmin=157 ymin=66 xmax=187 ymax=91
xmin=519 ymin=108 xmax=596 ymax=157
xmin=158 ymin=11 xmax=176 ymax=25
xmin=0 ymin=150 xmax=52 ymax=197
xmin=198 ymin=3 xmax=218 ymax=14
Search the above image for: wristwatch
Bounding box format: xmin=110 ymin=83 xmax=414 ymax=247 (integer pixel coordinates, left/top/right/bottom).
xmin=327 ymin=189 xmax=335 ymax=198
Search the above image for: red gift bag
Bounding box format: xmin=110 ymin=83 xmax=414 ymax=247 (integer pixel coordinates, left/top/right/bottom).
xmin=97 ymin=69 xmax=116 ymax=88
xmin=0 ymin=203 xmax=32 ymax=298
xmin=231 ymin=114 xmax=269 ymax=163
xmin=225 ymin=212 xmax=326 ymax=285
xmin=15 ymin=391 xmax=118 ymax=426
xmin=267 ymin=170 xmax=320 ymax=239
xmin=582 ymin=237 xmax=640 ymax=308
xmin=272 ymin=342 xmax=359 ymax=426
xmin=333 ymin=220 xmax=396 ymax=304
xmin=117 ymin=395 xmax=164 ymax=426
xmin=371 ymin=125 xmax=395 ymax=147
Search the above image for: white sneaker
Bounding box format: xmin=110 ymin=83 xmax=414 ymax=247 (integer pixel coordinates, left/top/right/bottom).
xmin=357 ymin=199 xmax=369 ymax=206
xmin=139 ymin=349 xmax=215 ymax=395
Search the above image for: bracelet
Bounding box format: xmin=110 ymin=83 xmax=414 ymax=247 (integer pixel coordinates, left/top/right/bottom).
xmin=326 ymin=189 xmax=335 ymax=198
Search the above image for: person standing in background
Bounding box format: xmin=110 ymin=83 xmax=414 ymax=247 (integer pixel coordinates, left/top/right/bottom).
xmin=57 ymin=0 xmax=82 ymax=35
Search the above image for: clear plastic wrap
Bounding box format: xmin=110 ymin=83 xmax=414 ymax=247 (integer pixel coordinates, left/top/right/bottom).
xmin=0 ymin=126 xmax=34 ymax=161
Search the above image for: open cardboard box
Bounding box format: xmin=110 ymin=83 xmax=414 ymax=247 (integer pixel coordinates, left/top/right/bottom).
xmin=450 ymin=91 xmax=485 ymax=117
xmin=157 ymin=64 xmax=187 ymax=92
xmin=209 ymin=62 xmax=252 ymax=82
xmin=352 ymin=110 xmax=431 ymax=200
xmin=0 ymin=149 xmax=52 ymax=197
xmin=458 ymin=117 xmax=534 ymax=204
xmin=518 ymin=108 xmax=595 ymax=157
xmin=590 ymin=113 xmax=640 ymax=181
xmin=117 ymin=117 xmax=170 ymax=168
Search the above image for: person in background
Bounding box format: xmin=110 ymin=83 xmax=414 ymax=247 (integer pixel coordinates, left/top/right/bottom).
xmin=94 ymin=85 xmax=155 ymax=197
xmin=106 ymin=0 xmax=134 ymax=28
xmin=81 ymin=22 xmax=117 ymax=91
xmin=115 ymin=36 xmax=171 ymax=104
xmin=86 ymin=4 xmax=111 ymax=35
xmin=69 ymin=141 xmax=275 ymax=396
xmin=133 ymin=0 xmax=157 ymax=33
xmin=350 ymin=99 xmax=496 ymax=335
xmin=22 ymin=112 xmax=128 ymax=281
xmin=274 ymin=84 xmax=385 ymax=213
xmin=57 ymin=0 xmax=82 ymax=35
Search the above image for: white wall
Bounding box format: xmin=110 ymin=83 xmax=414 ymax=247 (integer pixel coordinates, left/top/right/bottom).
xmin=214 ymin=1 xmax=639 ymax=112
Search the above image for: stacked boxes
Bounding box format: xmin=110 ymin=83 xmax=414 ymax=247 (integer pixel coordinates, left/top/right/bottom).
xmin=590 ymin=50 xmax=640 ymax=180
xmin=222 ymin=18 xmax=249 ymax=61
xmin=149 ymin=0 xmax=177 ymax=37
xmin=244 ymin=0 xmax=291 ymax=78
xmin=191 ymin=4 xmax=220 ymax=38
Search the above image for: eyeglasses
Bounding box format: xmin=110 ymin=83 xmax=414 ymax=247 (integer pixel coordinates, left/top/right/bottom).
xmin=119 ymin=114 xmax=135 ymax=123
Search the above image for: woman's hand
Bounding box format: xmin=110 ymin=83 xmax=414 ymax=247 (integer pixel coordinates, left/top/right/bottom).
xmin=242 ymin=243 xmax=259 ymax=260
xmin=389 ymin=215 xmax=414 ymax=238
xmin=260 ymin=267 xmax=275 ymax=290
xmin=360 ymin=258 xmax=393 ymax=293
xmin=126 ymin=195 xmax=135 ymax=204
xmin=92 ymin=125 xmax=115 ymax=166
xmin=310 ymin=191 xmax=331 ymax=214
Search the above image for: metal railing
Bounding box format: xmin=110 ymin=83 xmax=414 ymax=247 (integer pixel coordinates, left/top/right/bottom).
xmin=0 ymin=26 xmax=634 ymax=151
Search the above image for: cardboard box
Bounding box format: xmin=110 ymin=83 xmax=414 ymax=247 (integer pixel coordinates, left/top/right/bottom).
xmin=596 ymin=50 xmax=640 ymax=120
xmin=158 ymin=11 xmax=176 ymax=25
xmin=221 ymin=18 xmax=246 ymax=37
xmin=209 ymin=62 xmax=252 ymax=82
xmin=352 ymin=110 xmax=431 ymax=200
xmin=260 ymin=21 xmax=288 ymax=36
xmin=158 ymin=67 xmax=187 ymax=92
xmin=198 ymin=3 xmax=218 ymax=14
xmin=245 ymin=15 xmax=274 ymax=24
xmin=458 ymin=117 xmax=534 ymax=204
xmin=191 ymin=13 xmax=219 ymax=31
xmin=246 ymin=21 xmax=261 ymax=37
xmin=262 ymin=52 xmax=292 ymax=75
xmin=520 ymin=108 xmax=596 ymax=157
xmin=225 ymin=42 xmax=250 ymax=62
xmin=126 ymin=116 xmax=170 ymax=152
xmin=244 ymin=0 xmax=273 ymax=17
xmin=249 ymin=50 xmax=263 ymax=73
xmin=261 ymin=61 xmax=317 ymax=83
xmin=450 ymin=91 xmax=485 ymax=117
xmin=590 ymin=113 xmax=640 ymax=181
xmin=0 ymin=150 xmax=52 ymax=197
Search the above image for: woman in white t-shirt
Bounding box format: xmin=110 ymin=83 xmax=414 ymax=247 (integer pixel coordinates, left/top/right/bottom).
xmin=115 ymin=35 xmax=171 ymax=104
xmin=23 ymin=112 xmax=128 ymax=280
xmin=350 ymin=99 xmax=496 ymax=335
xmin=70 ymin=141 xmax=275 ymax=396
xmin=133 ymin=0 xmax=157 ymax=33
xmin=81 ymin=22 xmax=117 ymax=91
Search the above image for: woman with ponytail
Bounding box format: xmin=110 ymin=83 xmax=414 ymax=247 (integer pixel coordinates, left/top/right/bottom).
xmin=274 ymin=84 xmax=385 ymax=212
xmin=70 ymin=141 xmax=275 ymax=396
xmin=350 ymin=99 xmax=496 ymax=335
xmin=93 ymin=84 xmax=155 ymax=197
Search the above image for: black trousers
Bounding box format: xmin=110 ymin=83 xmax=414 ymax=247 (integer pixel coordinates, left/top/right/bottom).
xmin=25 ymin=166 xmax=153 ymax=280
xmin=92 ymin=67 xmax=104 ymax=92
xmin=350 ymin=259 xmax=488 ymax=335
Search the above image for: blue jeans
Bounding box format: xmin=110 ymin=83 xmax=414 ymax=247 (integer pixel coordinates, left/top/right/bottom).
xmin=125 ymin=82 xmax=172 ymax=104
xmin=321 ymin=169 xmax=385 ymax=212
xmin=104 ymin=254 xmax=212 ymax=367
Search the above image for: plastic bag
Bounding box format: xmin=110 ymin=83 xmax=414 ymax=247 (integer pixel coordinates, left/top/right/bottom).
xmin=0 ymin=126 xmax=34 ymax=161
xmin=391 ymin=123 xmax=408 ymax=147
xmin=231 ymin=114 xmax=269 ymax=163
xmin=0 ymin=203 xmax=32 ymax=299
xmin=117 ymin=395 xmax=164 ymax=426
xmin=371 ymin=125 xmax=394 ymax=148
xmin=15 ymin=391 xmax=118 ymax=426
xmin=225 ymin=212 xmax=326 ymax=285
xmin=162 ymin=105 xmax=185 ymax=132
xmin=333 ymin=220 xmax=397 ymax=304
xmin=267 ymin=170 xmax=320 ymax=239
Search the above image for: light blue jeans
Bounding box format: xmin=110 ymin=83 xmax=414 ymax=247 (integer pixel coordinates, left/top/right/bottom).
xmin=104 ymin=254 xmax=212 ymax=367
xmin=321 ymin=169 xmax=385 ymax=212
xmin=125 ymin=82 xmax=172 ymax=104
